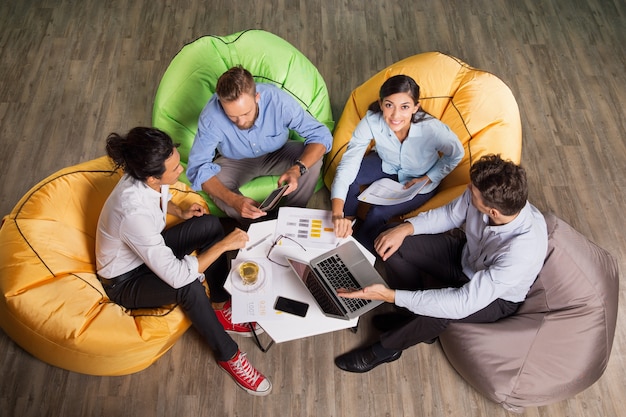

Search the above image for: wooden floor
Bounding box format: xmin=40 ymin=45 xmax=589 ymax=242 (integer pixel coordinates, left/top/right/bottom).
xmin=1 ymin=0 xmax=624 ymax=416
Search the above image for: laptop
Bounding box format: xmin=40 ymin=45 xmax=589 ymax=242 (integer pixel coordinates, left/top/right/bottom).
xmin=285 ymin=240 xmax=386 ymax=320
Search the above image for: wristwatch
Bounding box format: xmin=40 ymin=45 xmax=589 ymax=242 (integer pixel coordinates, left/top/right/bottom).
xmin=294 ymin=159 xmax=308 ymax=176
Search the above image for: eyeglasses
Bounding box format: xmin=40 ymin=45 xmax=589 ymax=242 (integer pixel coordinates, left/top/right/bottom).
xmin=266 ymin=234 xmax=306 ymax=267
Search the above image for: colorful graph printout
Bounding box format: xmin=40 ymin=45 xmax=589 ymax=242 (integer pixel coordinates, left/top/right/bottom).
xmin=275 ymin=207 xmax=339 ymax=249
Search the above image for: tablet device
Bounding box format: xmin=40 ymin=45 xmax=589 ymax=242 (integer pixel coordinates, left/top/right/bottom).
xmin=258 ymin=185 xmax=288 ymax=211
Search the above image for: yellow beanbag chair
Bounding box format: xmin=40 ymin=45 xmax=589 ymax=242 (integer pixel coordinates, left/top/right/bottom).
xmin=324 ymin=52 xmax=522 ymax=219
xmin=0 ymin=156 xmax=208 ymax=375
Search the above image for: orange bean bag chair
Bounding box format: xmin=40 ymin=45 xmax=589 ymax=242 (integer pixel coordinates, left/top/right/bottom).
xmin=324 ymin=52 xmax=522 ymax=218
xmin=0 ymin=156 xmax=208 ymax=375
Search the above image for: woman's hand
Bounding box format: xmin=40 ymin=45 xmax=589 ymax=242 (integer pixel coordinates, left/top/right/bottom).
xmin=331 ymin=198 xmax=352 ymax=238
xmin=180 ymin=203 xmax=207 ymax=219
xmin=333 ymin=215 xmax=354 ymax=238
xmin=404 ymin=175 xmax=431 ymax=190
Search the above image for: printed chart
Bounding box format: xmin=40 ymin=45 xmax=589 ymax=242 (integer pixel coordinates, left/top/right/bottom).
xmin=275 ymin=207 xmax=339 ymax=249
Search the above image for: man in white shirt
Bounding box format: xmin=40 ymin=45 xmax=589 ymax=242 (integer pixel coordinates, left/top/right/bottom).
xmin=334 ymin=154 xmax=548 ymax=373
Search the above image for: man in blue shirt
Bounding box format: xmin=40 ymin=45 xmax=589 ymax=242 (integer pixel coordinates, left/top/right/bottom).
xmin=187 ymin=66 xmax=333 ymax=223
xmin=334 ymin=154 xmax=548 ymax=373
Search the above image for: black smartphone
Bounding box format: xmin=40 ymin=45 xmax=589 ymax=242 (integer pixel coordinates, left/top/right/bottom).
xmin=258 ymin=185 xmax=288 ymax=211
xmin=274 ymin=296 xmax=309 ymax=317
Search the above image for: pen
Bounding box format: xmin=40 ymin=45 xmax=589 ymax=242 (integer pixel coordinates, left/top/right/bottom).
xmin=246 ymin=233 xmax=272 ymax=251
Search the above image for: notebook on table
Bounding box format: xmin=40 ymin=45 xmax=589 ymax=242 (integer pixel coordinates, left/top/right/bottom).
xmin=285 ymin=240 xmax=386 ymax=320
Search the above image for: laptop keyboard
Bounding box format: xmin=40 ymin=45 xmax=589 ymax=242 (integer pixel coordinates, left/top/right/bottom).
xmin=317 ymin=255 xmax=371 ymax=313
xmin=305 ymin=274 xmax=344 ymax=316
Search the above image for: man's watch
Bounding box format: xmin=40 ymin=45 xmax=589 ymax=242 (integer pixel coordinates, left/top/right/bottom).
xmin=294 ymin=159 xmax=308 ymax=176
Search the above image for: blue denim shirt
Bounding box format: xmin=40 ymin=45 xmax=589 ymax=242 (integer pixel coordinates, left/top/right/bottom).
xmin=187 ymin=83 xmax=332 ymax=190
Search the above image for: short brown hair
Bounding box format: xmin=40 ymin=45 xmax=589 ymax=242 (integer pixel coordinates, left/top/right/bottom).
xmin=470 ymin=154 xmax=528 ymax=215
xmin=215 ymin=66 xmax=256 ymax=102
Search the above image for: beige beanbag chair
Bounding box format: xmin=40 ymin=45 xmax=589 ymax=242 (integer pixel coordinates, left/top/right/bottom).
xmin=439 ymin=213 xmax=619 ymax=411
xmin=325 ymin=52 xmax=522 ymax=219
xmin=0 ymin=156 xmax=209 ymax=375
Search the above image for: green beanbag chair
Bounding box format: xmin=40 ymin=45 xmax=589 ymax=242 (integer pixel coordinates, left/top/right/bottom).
xmin=153 ymin=29 xmax=334 ymax=216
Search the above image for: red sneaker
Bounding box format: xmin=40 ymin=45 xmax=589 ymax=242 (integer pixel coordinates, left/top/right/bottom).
xmin=218 ymin=350 xmax=272 ymax=396
xmin=215 ymin=300 xmax=263 ymax=337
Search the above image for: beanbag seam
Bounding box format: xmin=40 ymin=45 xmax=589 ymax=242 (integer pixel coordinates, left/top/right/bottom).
xmin=7 ymin=168 xmax=198 ymax=318
xmin=171 ymin=29 xmax=323 ymax=118
xmin=10 ymin=168 xmax=117 ymax=279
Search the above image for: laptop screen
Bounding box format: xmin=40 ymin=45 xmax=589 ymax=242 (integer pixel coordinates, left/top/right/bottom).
xmin=286 ymin=258 xmax=313 ymax=285
xmin=286 ymin=257 xmax=345 ymax=317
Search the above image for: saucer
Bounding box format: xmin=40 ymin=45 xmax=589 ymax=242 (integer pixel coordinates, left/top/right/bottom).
xmin=231 ymin=262 xmax=267 ymax=292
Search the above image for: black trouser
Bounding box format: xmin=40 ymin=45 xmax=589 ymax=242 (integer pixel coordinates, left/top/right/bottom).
xmin=380 ymin=231 xmax=521 ymax=351
xmin=100 ymin=215 xmax=238 ymax=361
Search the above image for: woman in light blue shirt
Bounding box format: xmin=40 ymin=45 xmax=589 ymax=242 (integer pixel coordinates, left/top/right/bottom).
xmin=331 ymin=75 xmax=464 ymax=251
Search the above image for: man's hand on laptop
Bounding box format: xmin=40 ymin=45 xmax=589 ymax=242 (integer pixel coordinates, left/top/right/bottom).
xmin=337 ymin=284 xmax=395 ymax=303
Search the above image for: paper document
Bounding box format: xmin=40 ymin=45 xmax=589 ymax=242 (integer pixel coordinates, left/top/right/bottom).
xmin=357 ymin=178 xmax=428 ymax=205
xmin=275 ymin=207 xmax=340 ymax=249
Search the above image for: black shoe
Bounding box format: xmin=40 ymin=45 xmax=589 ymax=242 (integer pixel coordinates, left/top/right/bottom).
xmin=334 ymin=345 xmax=401 ymax=373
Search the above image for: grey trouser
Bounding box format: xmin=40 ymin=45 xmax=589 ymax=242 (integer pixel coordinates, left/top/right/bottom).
xmin=212 ymin=141 xmax=322 ymax=221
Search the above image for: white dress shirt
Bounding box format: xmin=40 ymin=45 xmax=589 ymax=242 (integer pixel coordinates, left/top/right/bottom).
xmin=394 ymin=188 xmax=548 ymax=319
xmin=96 ymin=174 xmax=203 ymax=289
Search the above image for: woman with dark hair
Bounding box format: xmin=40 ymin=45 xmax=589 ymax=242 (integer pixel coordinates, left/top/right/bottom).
xmin=96 ymin=127 xmax=271 ymax=396
xmin=331 ymin=75 xmax=464 ymax=251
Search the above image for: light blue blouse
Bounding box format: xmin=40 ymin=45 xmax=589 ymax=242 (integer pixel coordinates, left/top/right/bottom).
xmin=330 ymin=110 xmax=464 ymax=200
